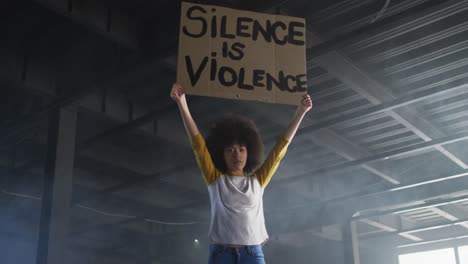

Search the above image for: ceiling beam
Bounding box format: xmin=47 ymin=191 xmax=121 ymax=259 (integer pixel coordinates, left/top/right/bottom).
xmin=397 ymin=234 xmax=468 ymax=248
xmin=355 ymin=194 xmax=468 ymax=221
xmin=0 ymin=28 xmax=174 ymax=148
xmin=430 ymin=207 xmax=468 ymax=229
xmin=362 ymin=216 xmax=468 ymax=240
xmin=310 ymin=31 xmax=468 ymax=169
xmin=268 ymin=174 xmax=468 ymax=235
xmin=299 ymin=81 xmax=468 ymax=134
xmin=359 ymin=218 xmax=423 ymax=241
xmin=76 ymin=103 xmax=176 ymax=150
xmin=306 ymin=0 xmax=456 ymax=58
xmin=30 ymin=0 xmax=139 ymax=49
xmin=311 ymin=128 xmax=400 ymax=184
xmin=280 ymin=131 xmax=468 ymax=185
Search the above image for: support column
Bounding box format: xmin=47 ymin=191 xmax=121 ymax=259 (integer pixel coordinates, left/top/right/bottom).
xmin=36 ymin=106 xmax=77 ymax=264
xmin=148 ymin=221 xmax=165 ymax=264
xmin=455 ymin=246 xmax=461 ymax=264
xmin=344 ymin=220 xmax=361 ymax=264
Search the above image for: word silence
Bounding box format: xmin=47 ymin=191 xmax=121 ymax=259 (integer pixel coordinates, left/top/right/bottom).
xmin=177 ymin=2 xmax=307 ymax=105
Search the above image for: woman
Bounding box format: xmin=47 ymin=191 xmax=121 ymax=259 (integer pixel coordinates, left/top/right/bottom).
xmin=170 ymin=83 xmax=312 ymax=264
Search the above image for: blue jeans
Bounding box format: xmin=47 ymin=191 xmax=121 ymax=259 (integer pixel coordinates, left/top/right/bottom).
xmin=208 ymin=244 xmax=265 ymax=264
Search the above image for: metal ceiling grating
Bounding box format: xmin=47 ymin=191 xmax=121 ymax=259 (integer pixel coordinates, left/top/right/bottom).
xmin=399 ymin=209 xmax=447 ymax=223
xmin=333 ymin=0 xmax=440 ymax=41
xmin=379 ymin=40 xmax=468 ymax=77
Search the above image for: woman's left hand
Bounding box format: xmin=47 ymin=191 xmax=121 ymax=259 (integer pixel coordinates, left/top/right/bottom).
xmin=299 ymin=94 xmax=313 ymax=114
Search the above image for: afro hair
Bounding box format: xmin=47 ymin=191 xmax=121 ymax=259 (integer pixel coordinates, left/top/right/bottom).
xmin=205 ymin=114 xmax=264 ymax=174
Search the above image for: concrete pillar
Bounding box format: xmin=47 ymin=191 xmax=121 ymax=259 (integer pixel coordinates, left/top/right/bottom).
xmin=36 ymin=106 xmax=77 ymax=264
xmin=344 ymin=220 xmax=361 ymax=264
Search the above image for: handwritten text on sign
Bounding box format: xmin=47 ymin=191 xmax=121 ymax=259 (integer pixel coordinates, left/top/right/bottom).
xmin=177 ymin=2 xmax=307 ymax=105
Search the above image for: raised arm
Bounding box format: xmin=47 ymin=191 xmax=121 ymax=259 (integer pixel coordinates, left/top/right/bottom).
xmin=170 ymin=83 xmax=220 ymax=185
xmin=170 ymin=83 xmax=200 ymax=138
xmin=255 ymin=94 xmax=313 ymax=187
xmin=283 ymin=94 xmax=313 ymax=142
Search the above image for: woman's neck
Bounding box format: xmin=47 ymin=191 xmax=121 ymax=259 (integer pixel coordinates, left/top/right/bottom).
xmin=226 ymin=170 xmax=244 ymax=176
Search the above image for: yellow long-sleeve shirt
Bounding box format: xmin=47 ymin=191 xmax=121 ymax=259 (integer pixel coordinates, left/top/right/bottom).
xmin=190 ymin=133 xmax=290 ymax=187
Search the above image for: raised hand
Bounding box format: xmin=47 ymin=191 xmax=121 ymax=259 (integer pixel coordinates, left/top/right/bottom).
xmin=283 ymin=94 xmax=313 ymax=141
xmin=170 ymin=83 xmax=186 ymax=105
xmin=170 ymin=82 xmax=200 ymax=137
xmin=299 ymin=94 xmax=313 ymax=114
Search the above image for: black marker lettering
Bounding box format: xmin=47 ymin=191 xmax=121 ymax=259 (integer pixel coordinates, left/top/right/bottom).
xmin=211 ymin=15 xmax=217 ymax=38
xmin=236 ymin=17 xmax=253 ymax=37
xmin=285 ymin=74 xmax=297 ymax=92
xmin=271 ymin=21 xmax=287 ymax=45
xmin=228 ymin=42 xmax=245 ymax=60
xmin=182 ymin=6 xmax=207 ymax=38
xmin=185 ymin=55 xmax=208 ymax=86
xmin=238 ymin=68 xmax=254 ymax=90
xmin=210 ymin=53 xmax=217 ymax=81
xmin=288 ymin=21 xmax=305 ymax=46
xmin=222 ymin=42 xmax=229 ymax=58
xmin=218 ymin=66 xmax=237 ymax=86
xmin=220 ymin=16 xmax=235 ymax=39
xmin=266 ymin=71 xmax=284 ymax=91
xmin=295 ymin=74 xmax=307 ymax=92
xmin=252 ymin=20 xmax=272 ymax=42
xmin=252 ymin=70 xmax=266 ymax=87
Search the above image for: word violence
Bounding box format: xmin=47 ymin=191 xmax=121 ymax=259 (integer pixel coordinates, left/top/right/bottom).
xmin=185 ymin=56 xmax=307 ymax=93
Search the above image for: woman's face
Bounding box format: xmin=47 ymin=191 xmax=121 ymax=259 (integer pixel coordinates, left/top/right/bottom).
xmin=223 ymin=143 xmax=248 ymax=175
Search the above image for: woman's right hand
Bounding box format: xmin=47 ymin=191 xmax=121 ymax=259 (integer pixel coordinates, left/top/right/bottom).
xmin=170 ymin=83 xmax=186 ymax=105
xmin=170 ymin=83 xmax=200 ymax=137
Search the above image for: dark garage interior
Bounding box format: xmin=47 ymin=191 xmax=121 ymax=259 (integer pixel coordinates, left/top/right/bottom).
xmin=1 ymin=0 xmax=468 ymax=263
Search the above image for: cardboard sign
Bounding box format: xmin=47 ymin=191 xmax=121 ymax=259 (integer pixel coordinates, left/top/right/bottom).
xmin=177 ymin=2 xmax=307 ymax=105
